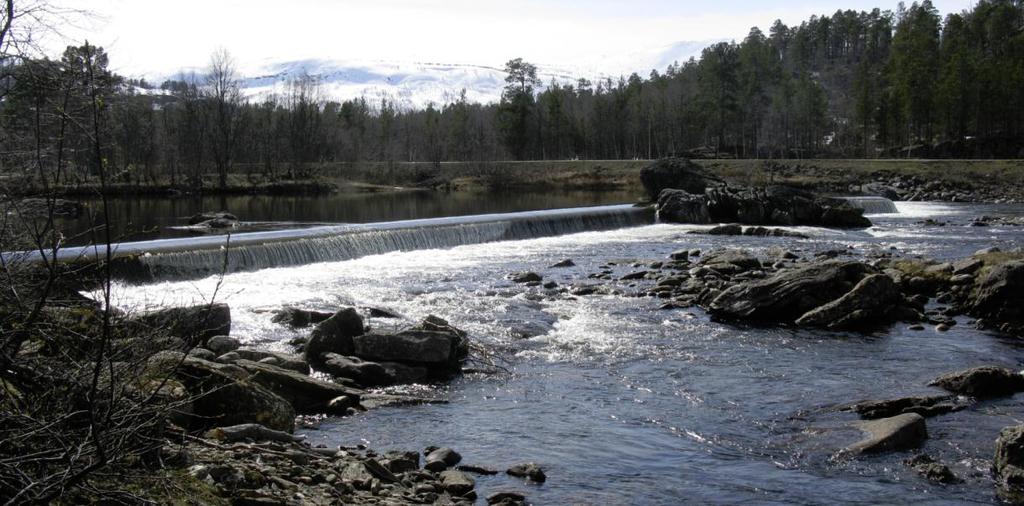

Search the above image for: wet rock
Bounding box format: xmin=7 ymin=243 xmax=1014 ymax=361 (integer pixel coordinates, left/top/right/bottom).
xmin=699 ymin=250 xmax=762 ymax=271
xmin=205 ymin=335 xmax=240 ymax=355
xmin=621 ymin=270 xmax=649 ymax=281
xmin=488 ymin=491 xmax=527 ymax=505
xmin=795 ymin=274 xmax=901 ymax=330
xmin=439 ymin=469 xmax=476 ymax=495
xmin=304 ymin=308 xmax=365 ymax=368
xmin=904 ymin=454 xmax=961 ymax=484
xmin=424 ymin=447 xmax=462 ymax=471
xmin=929 ymin=366 xmax=1024 ymax=398
xmin=457 ymin=464 xmax=499 ymax=475
xmin=365 ymin=306 xmax=401 ymax=319
xmin=381 ymin=450 xmax=420 ymax=473
xmin=849 ymin=394 xmax=970 ymax=419
xmin=657 ymin=189 xmax=711 ymax=223
xmin=216 ymin=351 xmax=240 ymax=363
xmin=234 ymin=359 xmax=362 ymax=413
xmin=510 ymin=272 xmax=543 ymax=284
xmin=995 ymin=424 xmax=1024 ymax=503
xmin=235 ymin=348 xmax=310 ymax=375
xmin=507 ymin=463 xmax=547 ymax=483
xmin=846 ymin=413 xmax=927 ymax=454
xmin=707 ymin=223 xmax=743 ymax=235
xmin=352 ymin=330 xmax=463 ymax=376
xmin=130 ymin=303 xmax=231 ymax=347
xmin=320 ymin=353 xmax=393 ymax=387
xmin=271 ymin=307 xmax=333 ymax=328
xmin=550 ymin=259 xmax=575 ymax=268
xmin=971 ymin=260 xmax=1024 ymax=335
xmin=640 ymin=157 xmax=723 ymax=199
xmin=707 ymin=261 xmax=874 ymax=324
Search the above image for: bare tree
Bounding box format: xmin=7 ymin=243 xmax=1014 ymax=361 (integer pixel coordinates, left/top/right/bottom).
xmin=205 ymin=48 xmax=242 ymax=189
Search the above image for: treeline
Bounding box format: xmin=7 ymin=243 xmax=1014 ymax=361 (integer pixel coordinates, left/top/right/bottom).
xmin=1 ymin=0 xmax=1023 ymax=190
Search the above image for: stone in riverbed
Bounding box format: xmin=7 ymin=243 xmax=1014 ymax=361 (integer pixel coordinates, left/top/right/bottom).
xmin=848 ymin=394 xmax=970 ymax=419
xmin=439 ymin=470 xmax=476 ymax=495
xmin=234 ymin=359 xmax=362 ymax=413
xmin=507 ymin=463 xmax=546 ymax=482
xmin=235 ymin=348 xmax=310 ymax=374
xmin=550 ymin=259 xmax=575 ymax=268
xmin=995 ymin=424 xmax=1024 ymax=503
xmin=510 ymin=272 xmax=543 ymax=283
xmin=205 ymin=335 xmax=240 ymax=355
xmin=130 ymin=303 xmax=231 ymax=347
xmin=928 ymin=366 xmax=1024 ymax=398
xmin=320 ymin=353 xmax=393 ymax=387
xmin=707 ymin=260 xmax=874 ymax=324
xmin=270 ymin=306 xmax=333 ymax=328
xmin=488 ymin=491 xmax=527 ymax=505
xmin=904 ymin=454 xmax=961 ymax=484
xmin=845 ymin=413 xmax=927 ymax=454
xmin=352 ymin=330 xmax=463 ymax=374
xmin=304 ymin=308 xmax=364 ymax=368
xmin=424 ymin=447 xmax=462 ymax=471
xmin=794 ymin=274 xmax=901 ymax=330
xmin=971 ymin=260 xmax=1024 ymax=335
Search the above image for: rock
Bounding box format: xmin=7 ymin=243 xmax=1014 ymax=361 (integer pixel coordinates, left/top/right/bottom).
xmin=995 ymin=424 xmax=1024 ymax=503
xmin=365 ymin=306 xmax=401 ymax=319
xmin=320 ymin=353 xmax=393 ymax=387
xmin=657 ymin=189 xmax=711 ymax=223
xmin=156 ymin=355 xmax=295 ymax=432
xmin=510 ymin=272 xmax=542 ymax=284
xmin=849 ymin=395 xmax=969 ymax=419
xmin=507 ymin=463 xmax=546 ymax=483
xmin=381 ymin=451 xmax=420 ymax=473
xmin=795 ymin=274 xmax=901 ymax=330
xmin=928 ymin=366 xmax=1024 ymax=397
xmin=188 ymin=348 xmax=217 ymax=361
xmin=439 ymin=470 xmax=476 ymax=495
xmin=205 ymin=335 xmax=240 ymax=355
xmin=707 ymin=261 xmax=874 ymax=323
xmin=235 ymin=348 xmax=310 ymax=375
xmin=304 ymin=308 xmax=365 ymax=368
xmin=621 ymin=270 xmax=648 ymax=281
xmin=379 ymin=361 xmax=431 ymax=384
xmin=952 ymin=258 xmax=984 ymax=275
xmin=424 ymin=447 xmax=462 ymax=471
xmin=487 ymin=491 xmax=527 ymax=505
xmin=670 ymin=250 xmax=689 ymax=261
xmin=188 ymin=211 xmax=237 ymax=225
xmin=550 ymin=259 xmax=575 ymax=268
xmin=457 ymin=464 xmax=499 ymax=475
xmin=707 ymin=223 xmax=743 ymax=235
xmin=352 ymin=330 xmax=463 ymax=374
xmin=971 ymin=260 xmax=1024 ymax=335
xmin=130 ymin=303 xmax=231 ymax=347
xmin=904 ymin=454 xmax=961 ymax=484
xmin=234 ymin=359 xmax=362 ymax=413
xmin=846 ymin=413 xmax=927 ymax=454
xmin=640 ymin=157 xmax=723 ymax=199
xmin=700 ymin=250 xmax=762 ymax=271
xmin=271 ymin=307 xmax=334 ymax=328
xmin=216 ymin=351 xmax=240 ymax=363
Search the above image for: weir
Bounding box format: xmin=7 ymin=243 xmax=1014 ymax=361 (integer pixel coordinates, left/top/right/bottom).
xmin=839 ymin=196 xmax=899 ymax=214
xmin=9 ymin=204 xmax=653 ymax=281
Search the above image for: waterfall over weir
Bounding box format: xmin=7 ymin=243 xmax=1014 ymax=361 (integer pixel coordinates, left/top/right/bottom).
xmin=51 ymin=204 xmax=654 ymax=281
xmin=839 ymin=196 xmax=899 ymax=214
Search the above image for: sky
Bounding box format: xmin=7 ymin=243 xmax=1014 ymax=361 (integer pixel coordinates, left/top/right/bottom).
xmin=45 ymin=0 xmax=978 ymax=78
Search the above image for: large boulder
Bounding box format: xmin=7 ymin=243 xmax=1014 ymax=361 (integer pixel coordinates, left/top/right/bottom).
xmin=640 ymin=158 xmax=723 ymax=199
xmin=995 ymin=424 xmax=1024 ymax=503
xmin=150 ymin=353 xmax=294 ymax=432
xmin=706 ymin=261 xmax=874 ymax=323
xmin=971 ymin=261 xmax=1024 ymax=335
xmin=928 ymin=366 xmax=1024 ymax=398
xmin=320 ymin=353 xmax=394 ymax=387
xmin=352 ymin=330 xmax=463 ymax=376
xmin=845 ymin=413 xmax=927 ymax=454
xmin=656 ymin=183 xmax=872 ymax=229
xmin=130 ymin=303 xmax=230 ymax=347
xmin=304 ymin=308 xmax=364 ymax=368
xmin=795 ymin=274 xmax=901 ymax=330
xmin=234 ymin=359 xmax=362 ymax=413
xmin=657 ymin=189 xmax=711 ymax=223
xmin=271 ymin=307 xmax=334 ymax=328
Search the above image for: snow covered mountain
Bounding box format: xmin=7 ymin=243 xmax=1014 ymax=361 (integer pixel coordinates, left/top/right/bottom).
xmin=157 ymin=40 xmax=717 ymax=108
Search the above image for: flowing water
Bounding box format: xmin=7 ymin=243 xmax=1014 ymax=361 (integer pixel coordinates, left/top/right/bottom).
xmin=109 ymin=201 xmax=1024 ymax=504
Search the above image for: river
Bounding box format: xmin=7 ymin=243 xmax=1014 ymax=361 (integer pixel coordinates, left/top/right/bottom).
xmin=109 ymin=200 xmax=1024 ymax=504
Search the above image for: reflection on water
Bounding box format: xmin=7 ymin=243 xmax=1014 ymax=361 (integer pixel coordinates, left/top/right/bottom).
xmin=57 ymin=189 xmax=640 ymax=245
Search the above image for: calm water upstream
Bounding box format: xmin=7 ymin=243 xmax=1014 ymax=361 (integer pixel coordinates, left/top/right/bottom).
xmin=57 ymin=190 xmax=638 ymax=245
xmin=110 ymin=201 xmax=1024 ymax=504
